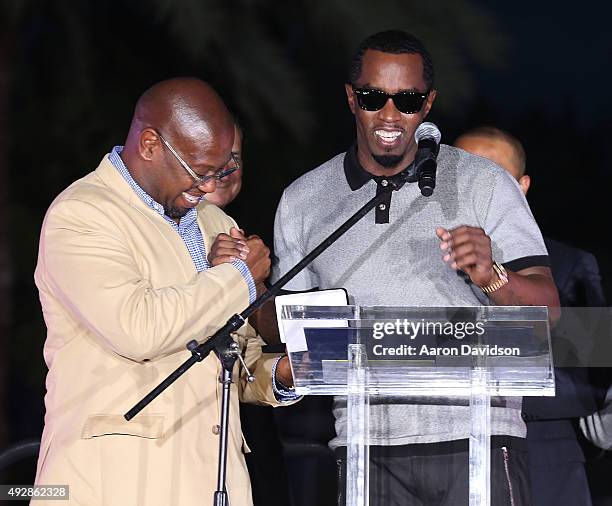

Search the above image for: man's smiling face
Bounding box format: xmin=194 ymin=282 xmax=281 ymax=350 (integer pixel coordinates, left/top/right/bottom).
xmin=346 ymin=49 xmax=436 ymax=176
xmin=143 ymin=127 xmax=234 ymax=222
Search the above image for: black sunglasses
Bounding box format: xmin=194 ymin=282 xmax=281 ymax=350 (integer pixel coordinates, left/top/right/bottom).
xmin=352 ymin=87 xmax=429 ymax=114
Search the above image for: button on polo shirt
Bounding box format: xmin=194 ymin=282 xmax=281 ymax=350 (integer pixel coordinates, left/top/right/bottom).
xmin=343 ymin=143 xmax=417 ymax=224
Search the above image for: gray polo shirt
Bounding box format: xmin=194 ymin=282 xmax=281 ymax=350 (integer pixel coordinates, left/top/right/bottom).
xmin=272 ymin=144 xmax=549 ymax=448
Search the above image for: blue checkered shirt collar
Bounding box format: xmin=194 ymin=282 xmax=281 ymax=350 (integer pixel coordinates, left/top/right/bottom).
xmin=108 ymin=145 xmax=198 ymax=232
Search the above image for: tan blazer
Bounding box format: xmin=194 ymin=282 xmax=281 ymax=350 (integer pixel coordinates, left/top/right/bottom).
xmin=32 ymin=155 xmax=285 ymax=506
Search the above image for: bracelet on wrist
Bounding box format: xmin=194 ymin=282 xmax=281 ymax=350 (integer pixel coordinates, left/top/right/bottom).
xmin=481 ymin=261 xmax=509 ymax=294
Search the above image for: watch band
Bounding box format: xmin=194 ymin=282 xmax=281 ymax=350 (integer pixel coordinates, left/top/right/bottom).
xmin=481 ymin=261 xmax=509 ymax=294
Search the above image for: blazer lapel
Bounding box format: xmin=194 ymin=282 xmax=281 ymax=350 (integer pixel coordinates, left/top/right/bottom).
xmin=94 ymin=155 xmax=197 ymax=280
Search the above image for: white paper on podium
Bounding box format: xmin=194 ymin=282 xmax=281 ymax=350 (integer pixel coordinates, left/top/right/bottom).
xmin=275 ymin=289 xmax=349 ymax=353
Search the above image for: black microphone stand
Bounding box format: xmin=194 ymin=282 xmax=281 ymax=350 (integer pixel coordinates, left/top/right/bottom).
xmin=124 ymin=178 xmax=410 ymax=505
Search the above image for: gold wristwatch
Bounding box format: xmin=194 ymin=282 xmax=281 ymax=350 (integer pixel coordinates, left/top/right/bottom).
xmin=481 ymin=261 xmax=509 ymax=294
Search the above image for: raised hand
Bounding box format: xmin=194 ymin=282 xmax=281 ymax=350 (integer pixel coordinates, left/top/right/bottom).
xmin=436 ymin=226 xmax=495 ymax=288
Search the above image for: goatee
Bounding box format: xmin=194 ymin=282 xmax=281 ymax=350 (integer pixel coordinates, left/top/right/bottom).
xmin=372 ymin=153 xmax=404 ymax=168
xmin=165 ymin=205 xmax=188 ymax=220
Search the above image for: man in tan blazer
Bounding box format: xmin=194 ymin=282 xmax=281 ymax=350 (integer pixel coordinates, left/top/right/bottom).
xmin=32 ymin=78 xmax=295 ymax=505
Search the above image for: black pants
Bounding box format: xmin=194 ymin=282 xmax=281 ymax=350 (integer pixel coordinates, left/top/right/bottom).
xmin=335 ymin=437 xmax=531 ymax=506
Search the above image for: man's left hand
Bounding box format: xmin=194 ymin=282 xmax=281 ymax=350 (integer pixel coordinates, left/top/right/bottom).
xmin=208 ymin=227 xmax=249 ymax=266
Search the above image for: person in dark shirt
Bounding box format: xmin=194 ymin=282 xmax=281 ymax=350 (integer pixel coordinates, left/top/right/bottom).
xmin=455 ymin=126 xmax=606 ymax=506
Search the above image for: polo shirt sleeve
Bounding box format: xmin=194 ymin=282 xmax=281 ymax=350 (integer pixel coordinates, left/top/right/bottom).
xmin=480 ymin=169 xmax=550 ymax=272
xmin=271 ymin=189 xmax=320 ymax=291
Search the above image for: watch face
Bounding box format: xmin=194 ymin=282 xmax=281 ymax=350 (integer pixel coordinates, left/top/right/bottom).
xmin=493 ymin=262 xmax=509 ymax=282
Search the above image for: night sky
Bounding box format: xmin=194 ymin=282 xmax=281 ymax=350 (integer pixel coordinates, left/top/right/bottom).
xmin=473 ymin=1 xmax=612 ymax=128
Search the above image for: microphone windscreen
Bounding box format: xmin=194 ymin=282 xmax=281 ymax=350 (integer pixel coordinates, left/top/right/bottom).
xmin=414 ymin=122 xmax=442 ymax=144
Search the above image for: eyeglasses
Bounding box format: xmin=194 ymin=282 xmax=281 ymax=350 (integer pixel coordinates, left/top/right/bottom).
xmin=156 ymin=131 xmax=241 ymax=187
xmin=352 ymin=87 xmax=429 ymax=114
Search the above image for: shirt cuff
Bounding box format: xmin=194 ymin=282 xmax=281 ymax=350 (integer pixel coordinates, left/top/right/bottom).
xmin=231 ymin=259 xmax=257 ymax=304
xmin=271 ymin=355 xmax=300 ymax=402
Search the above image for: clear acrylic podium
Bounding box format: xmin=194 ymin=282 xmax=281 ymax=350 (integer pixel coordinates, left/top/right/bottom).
xmin=280 ymin=305 xmax=554 ymax=506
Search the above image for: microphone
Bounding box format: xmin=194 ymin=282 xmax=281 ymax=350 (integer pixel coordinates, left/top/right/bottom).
xmin=414 ymin=122 xmax=441 ymax=197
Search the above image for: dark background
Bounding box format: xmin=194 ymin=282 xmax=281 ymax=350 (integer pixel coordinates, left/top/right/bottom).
xmin=1 ymin=0 xmax=611 ymax=502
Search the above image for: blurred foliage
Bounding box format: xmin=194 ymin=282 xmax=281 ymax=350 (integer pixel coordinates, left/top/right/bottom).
xmin=5 ymin=0 xmax=506 ymax=184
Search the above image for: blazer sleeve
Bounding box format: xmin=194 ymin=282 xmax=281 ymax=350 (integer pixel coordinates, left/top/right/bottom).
xmin=37 ymin=198 xmax=251 ymax=362
xmin=580 ymin=385 xmax=612 ymax=450
xmin=233 ymin=324 xmax=298 ymax=407
xmin=570 ymin=250 xmax=607 ymax=307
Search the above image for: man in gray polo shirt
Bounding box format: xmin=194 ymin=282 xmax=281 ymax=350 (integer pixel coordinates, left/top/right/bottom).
xmin=272 ymin=30 xmax=560 ymax=505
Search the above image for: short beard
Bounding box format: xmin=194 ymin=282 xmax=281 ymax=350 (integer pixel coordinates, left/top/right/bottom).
xmin=372 ymin=153 xmax=404 ymax=168
xmin=164 ymin=205 xmax=188 ymax=220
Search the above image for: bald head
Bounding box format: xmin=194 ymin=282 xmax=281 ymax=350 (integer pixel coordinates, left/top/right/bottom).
xmin=129 ymin=77 xmax=234 ymax=147
xmin=454 ymin=126 xmax=531 ymax=195
xmin=120 ymin=78 xmax=236 ymax=222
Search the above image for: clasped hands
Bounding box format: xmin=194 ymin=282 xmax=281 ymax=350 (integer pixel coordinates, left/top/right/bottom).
xmin=208 ymin=226 xmax=271 ymax=290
